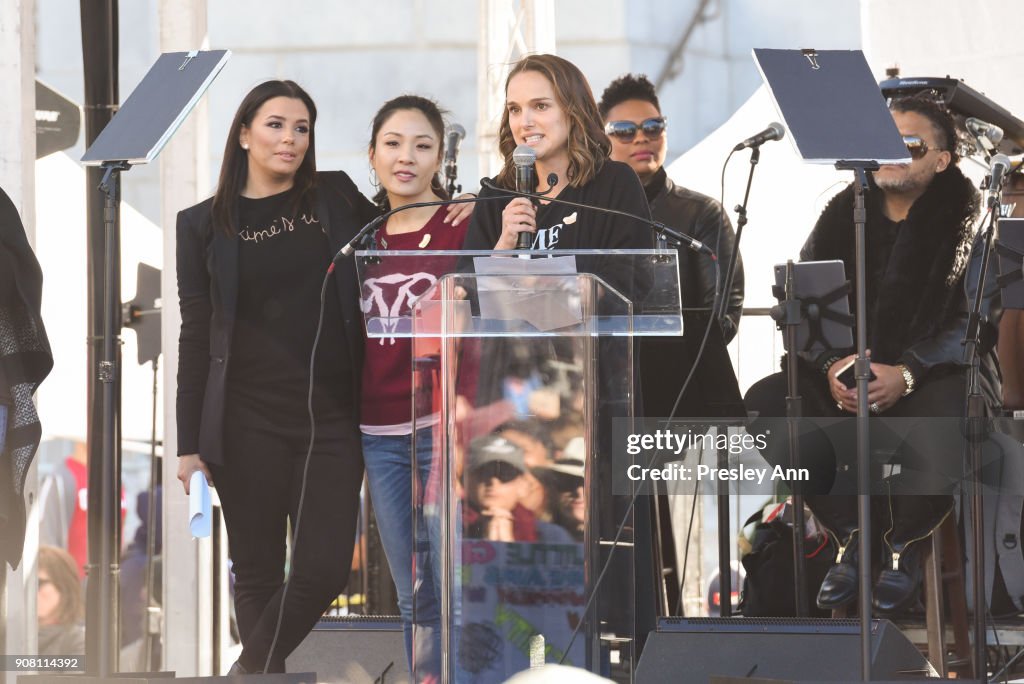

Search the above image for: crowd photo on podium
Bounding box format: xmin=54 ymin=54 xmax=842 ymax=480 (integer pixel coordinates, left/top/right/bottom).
xmin=7 ymin=20 xmax=1024 ymax=683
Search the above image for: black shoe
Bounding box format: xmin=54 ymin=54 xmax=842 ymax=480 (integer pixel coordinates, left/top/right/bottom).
xmin=872 ymin=541 xmax=924 ymax=613
xmin=816 ymin=531 xmax=859 ymax=610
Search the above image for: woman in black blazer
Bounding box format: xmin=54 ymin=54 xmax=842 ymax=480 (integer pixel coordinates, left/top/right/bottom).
xmin=175 ymin=80 xmax=373 ymax=674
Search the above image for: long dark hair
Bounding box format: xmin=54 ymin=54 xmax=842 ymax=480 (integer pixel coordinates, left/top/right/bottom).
xmin=212 ymin=80 xmax=318 ymax=235
xmin=494 ymin=54 xmax=609 ymax=190
xmin=368 ymin=94 xmax=450 ymax=211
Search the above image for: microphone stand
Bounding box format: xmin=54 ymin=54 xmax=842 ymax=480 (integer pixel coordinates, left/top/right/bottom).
xmin=444 ymin=157 xmax=461 ymax=198
xmin=963 ymin=188 xmax=1001 ymax=684
xmin=715 ymin=146 xmax=759 ymax=322
xmin=711 ymin=144 xmax=761 ymax=616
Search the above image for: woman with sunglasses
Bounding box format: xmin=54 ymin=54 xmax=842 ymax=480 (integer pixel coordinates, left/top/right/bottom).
xmin=175 ymin=80 xmax=371 ymax=674
xmin=599 ymin=73 xmax=745 ymax=423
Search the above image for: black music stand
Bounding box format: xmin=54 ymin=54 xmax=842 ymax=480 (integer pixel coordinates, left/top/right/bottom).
xmin=753 ymin=48 xmax=919 ymax=683
xmin=65 ymin=49 xmax=228 ymax=682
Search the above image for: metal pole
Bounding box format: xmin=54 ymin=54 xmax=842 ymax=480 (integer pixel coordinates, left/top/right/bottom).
xmin=850 ymin=167 xmax=873 ymax=683
xmin=80 ymin=1 xmax=120 ymax=676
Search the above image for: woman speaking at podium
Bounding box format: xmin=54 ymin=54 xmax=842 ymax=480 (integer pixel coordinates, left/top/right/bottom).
xmin=462 ymin=53 xmax=659 ymax=651
xmin=174 ymin=80 xmax=372 ymax=674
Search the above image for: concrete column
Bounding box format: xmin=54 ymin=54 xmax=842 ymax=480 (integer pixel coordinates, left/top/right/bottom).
xmin=158 ymin=0 xmax=212 ymax=676
xmin=476 ymin=0 xmax=557 ymax=180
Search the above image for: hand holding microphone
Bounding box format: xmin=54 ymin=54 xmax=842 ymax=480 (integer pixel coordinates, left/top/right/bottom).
xmin=513 ymin=144 xmax=538 ymax=250
xmin=499 ymin=197 xmax=537 ymax=250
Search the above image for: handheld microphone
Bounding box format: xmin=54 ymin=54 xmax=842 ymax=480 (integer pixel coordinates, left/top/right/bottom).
xmin=478 ymin=179 xmax=716 ymax=258
xmin=733 ymin=122 xmax=785 ymax=151
xmin=444 ymin=123 xmax=466 ymax=195
xmin=966 ymin=117 xmax=1004 ymax=146
xmin=513 ymin=144 xmax=537 ymax=250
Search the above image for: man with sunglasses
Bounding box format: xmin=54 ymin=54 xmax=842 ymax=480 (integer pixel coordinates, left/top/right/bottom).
xmin=745 ymin=96 xmax=1001 ymax=614
xmin=598 ymin=74 xmax=745 ymax=420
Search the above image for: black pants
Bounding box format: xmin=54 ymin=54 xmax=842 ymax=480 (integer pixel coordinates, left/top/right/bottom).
xmin=744 ymin=368 xmax=966 ymax=544
xmin=210 ymin=399 xmax=363 ymax=673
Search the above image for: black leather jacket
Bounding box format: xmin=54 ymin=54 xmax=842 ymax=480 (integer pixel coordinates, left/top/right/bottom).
xmin=645 ymin=167 xmax=744 ymax=342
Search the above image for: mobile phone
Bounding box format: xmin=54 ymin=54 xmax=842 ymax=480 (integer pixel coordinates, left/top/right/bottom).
xmin=834 ymin=358 xmax=876 ymax=389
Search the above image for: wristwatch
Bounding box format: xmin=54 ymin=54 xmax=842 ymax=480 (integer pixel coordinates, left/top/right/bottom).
xmin=895 ymin=363 xmax=915 ymax=396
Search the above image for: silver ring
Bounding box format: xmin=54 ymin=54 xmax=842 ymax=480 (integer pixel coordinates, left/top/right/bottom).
xmin=836 ymin=402 xmax=844 ymax=412
xmin=870 ymin=402 xmax=881 ymax=414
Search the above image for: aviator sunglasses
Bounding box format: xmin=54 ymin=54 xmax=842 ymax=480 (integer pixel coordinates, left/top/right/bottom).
xmin=903 ymin=135 xmax=943 ymax=161
xmin=604 ymin=116 xmax=668 ymax=142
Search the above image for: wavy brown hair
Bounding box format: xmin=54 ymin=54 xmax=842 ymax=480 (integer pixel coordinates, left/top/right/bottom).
xmin=212 ymin=80 xmax=318 ymax=236
xmin=38 ymin=545 xmax=84 ymax=625
xmin=493 ymin=54 xmax=609 ymax=190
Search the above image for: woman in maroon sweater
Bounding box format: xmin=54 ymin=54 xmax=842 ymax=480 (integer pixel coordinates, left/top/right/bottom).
xmin=359 ymin=95 xmax=468 ymax=679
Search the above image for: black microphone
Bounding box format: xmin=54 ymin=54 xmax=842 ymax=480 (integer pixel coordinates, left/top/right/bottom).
xmin=479 ymin=179 xmax=716 ymax=258
xmin=335 ymin=194 xmax=504 ymax=261
xmin=966 ymin=117 xmax=1004 ymax=146
xmin=444 ymin=123 xmax=466 ymax=194
xmin=987 ymin=153 xmax=1011 ymax=207
xmin=513 ymin=144 xmax=537 ymax=250
xmin=733 ymin=122 xmax=785 ymax=151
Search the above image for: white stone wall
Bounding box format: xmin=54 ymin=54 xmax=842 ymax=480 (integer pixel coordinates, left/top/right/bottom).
xmin=862 ymin=0 xmax=1024 ymax=116
xmin=37 ymin=1 xmax=863 ymax=220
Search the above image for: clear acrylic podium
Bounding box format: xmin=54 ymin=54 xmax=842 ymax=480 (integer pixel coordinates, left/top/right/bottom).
xmin=356 ymin=249 xmax=682 ymax=683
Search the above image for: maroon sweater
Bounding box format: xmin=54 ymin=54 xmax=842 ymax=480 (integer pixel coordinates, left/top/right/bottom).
xmin=360 ymin=207 xmax=468 ymax=428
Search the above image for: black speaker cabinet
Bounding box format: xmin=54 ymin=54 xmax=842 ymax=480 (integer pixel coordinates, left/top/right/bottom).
xmin=285 ymin=616 xmax=409 ymax=684
xmin=635 ymin=618 xmax=936 ymax=683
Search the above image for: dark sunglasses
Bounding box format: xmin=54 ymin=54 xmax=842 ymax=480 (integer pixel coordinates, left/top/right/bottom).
xmin=556 ymin=478 xmax=583 ymax=495
xmin=604 ymin=117 xmax=667 ymax=142
xmin=473 ymin=462 xmax=521 ymax=484
xmin=903 ymin=135 xmax=942 ymax=161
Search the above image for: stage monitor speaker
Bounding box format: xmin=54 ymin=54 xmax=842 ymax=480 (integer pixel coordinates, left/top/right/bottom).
xmin=635 ymin=618 xmax=936 ymax=683
xmin=286 ymin=616 xmax=409 ymax=684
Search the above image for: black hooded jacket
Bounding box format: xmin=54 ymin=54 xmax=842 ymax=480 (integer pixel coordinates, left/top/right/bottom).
xmin=0 ymin=187 xmax=53 ymax=570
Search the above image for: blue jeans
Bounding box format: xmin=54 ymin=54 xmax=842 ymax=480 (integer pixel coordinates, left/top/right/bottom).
xmin=362 ymin=430 xmax=442 ymax=678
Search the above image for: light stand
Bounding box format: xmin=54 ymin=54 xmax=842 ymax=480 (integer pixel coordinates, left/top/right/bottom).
xmin=23 ymin=49 xmax=232 ymax=684
xmin=93 ymin=159 xmax=130 ymax=677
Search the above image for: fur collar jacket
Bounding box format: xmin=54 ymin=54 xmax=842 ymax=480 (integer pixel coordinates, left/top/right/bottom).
xmin=801 ymin=165 xmax=980 ymax=372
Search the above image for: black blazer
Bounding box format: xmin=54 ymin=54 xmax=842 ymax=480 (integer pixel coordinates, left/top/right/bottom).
xmin=175 ymin=171 xmax=374 ymax=464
